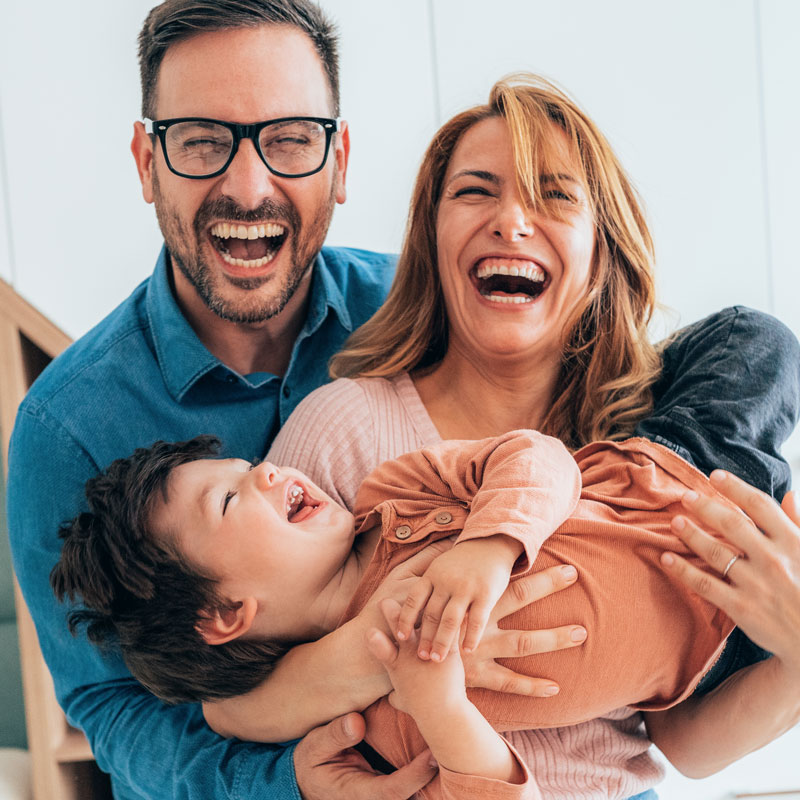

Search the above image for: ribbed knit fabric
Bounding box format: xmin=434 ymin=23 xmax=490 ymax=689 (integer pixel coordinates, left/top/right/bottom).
xmin=268 ymin=373 xmax=665 ymax=799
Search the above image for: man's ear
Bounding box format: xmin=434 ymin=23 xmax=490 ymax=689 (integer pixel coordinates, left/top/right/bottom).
xmin=131 ymin=121 xmax=155 ymax=204
xmin=333 ymin=119 xmax=350 ymax=205
xmin=195 ymin=598 xmax=257 ymax=645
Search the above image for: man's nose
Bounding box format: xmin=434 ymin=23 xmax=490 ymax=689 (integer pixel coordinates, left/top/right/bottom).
xmin=219 ymin=139 xmax=279 ymax=210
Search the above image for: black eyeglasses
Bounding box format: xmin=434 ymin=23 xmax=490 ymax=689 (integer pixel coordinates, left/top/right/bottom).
xmin=144 ymin=116 xmax=341 ymax=179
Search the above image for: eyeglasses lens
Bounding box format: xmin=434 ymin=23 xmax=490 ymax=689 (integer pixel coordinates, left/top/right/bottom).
xmin=165 ymin=121 xmax=234 ymax=177
xmin=163 ymin=119 xmax=329 ymax=178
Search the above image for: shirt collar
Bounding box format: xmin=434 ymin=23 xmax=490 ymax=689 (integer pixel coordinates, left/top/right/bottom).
xmin=145 ymin=245 xmax=353 ymax=401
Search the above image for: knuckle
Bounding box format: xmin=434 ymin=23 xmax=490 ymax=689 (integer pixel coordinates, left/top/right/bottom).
xmin=693 ymin=572 xmax=714 ymax=596
xmin=422 ymin=609 xmax=441 ymax=625
xmin=707 ymin=541 xmax=728 ymax=565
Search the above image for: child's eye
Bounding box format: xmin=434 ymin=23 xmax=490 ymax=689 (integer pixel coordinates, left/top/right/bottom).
xmin=222 ymin=490 xmax=237 ymax=515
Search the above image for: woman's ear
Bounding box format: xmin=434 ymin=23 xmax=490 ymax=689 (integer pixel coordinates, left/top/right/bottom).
xmin=195 ymin=598 xmax=258 ymax=645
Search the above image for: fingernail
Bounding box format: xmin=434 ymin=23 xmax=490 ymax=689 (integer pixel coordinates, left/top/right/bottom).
xmin=570 ymin=626 xmax=587 ymax=643
xmin=662 ymin=552 xmax=675 ymax=567
xmin=710 ymin=470 xmax=727 ymax=483
xmin=561 ymin=565 xmax=577 ymax=580
xmin=430 ymin=652 xmax=442 ymax=662
xmin=418 ymin=649 xmax=429 ymax=660
xmin=342 ymin=715 xmax=356 ymax=739
xmin=396 ymin=630 xmax=406 ymax=641
xmin=672 ymin=515 xmax=686 ymax=531
xmin=544 ymin=685 xmax=560 ymax=696
xmin=684 ymin=490 xmax=699 ymax=504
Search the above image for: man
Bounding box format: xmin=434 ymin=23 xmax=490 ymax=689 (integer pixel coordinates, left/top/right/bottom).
xmin=8 ymin=2 xmax=581 ymax=798
xmin=6 ymin=2 xmax=426 ymax=798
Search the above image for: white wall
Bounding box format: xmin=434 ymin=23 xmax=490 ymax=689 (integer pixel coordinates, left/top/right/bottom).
xmin=1 ymin=1 xmax=799 ymax=797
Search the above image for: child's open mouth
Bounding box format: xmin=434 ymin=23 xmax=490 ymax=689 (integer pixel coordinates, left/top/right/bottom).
xmin=209 ymin=222 xmax=287 ymax=269
xmin=285 ymin=482 xmax=322 ymax=523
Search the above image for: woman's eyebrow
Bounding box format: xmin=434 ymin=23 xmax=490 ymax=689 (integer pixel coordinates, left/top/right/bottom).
xmin=447 ymin=169 xmax=501 ymax=185
xmin=541 ymin=172 xmax=579 ymax=185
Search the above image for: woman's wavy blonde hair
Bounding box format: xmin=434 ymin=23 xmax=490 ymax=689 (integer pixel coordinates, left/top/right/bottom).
xmin=331 ymin=73 xmax=662 ymax=449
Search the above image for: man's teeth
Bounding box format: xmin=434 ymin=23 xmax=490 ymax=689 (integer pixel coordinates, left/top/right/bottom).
xmin=210 ymin=222 xmax=285 ymax=240
xmin=219 ymin=251 xmax=275 ymax=269
xmin=286 ymin=485 xmax=304 ymax=514
xmin=475 ymin=261 xmax=545 ymax=282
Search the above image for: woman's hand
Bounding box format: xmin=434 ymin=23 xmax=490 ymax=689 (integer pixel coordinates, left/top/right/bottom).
xmin=461 ymin=564 xmax=587 ymax=697
xmin=662 ymin=470 xmax=800 ymax=675
xmin=647 ymin=471 xmax=800 ymax=777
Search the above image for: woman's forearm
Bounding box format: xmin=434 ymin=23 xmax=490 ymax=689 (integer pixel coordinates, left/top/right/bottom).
xmin=204 ymin=618 xmax=391 ymax=741
xmin=645 ymin=657 xmax=800 ymax=778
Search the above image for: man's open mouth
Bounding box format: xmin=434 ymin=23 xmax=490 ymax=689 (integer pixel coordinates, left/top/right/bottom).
xmin=472 ymin=258 xmax=548 ymax=304
xmin=209 ymin=222 xmax=288 ymax=269
xmin=285 ymin=482 xmax=323 ymax=523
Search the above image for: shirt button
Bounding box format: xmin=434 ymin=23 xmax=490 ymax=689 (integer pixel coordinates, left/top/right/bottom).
xmin=282 ymin=385 xmax=291 ymax=398
xmin=435 ymin=511 xmax=453 ymax=525
xmin=395 ymin=525 xmax=412 ymax=540
xmin=225 ymin=374 xmax=237 ymax=384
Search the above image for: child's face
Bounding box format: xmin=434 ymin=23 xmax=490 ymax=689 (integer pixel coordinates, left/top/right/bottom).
xmin=149 ymin=458 xmax=356 ymax=641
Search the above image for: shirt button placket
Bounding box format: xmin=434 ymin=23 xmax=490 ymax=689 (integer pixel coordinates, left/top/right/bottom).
xmin=395 ymin=525 xmax=412 ymax=540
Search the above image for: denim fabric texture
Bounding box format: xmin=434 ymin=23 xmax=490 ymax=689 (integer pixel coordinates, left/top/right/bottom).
xmin=6 ymin=245 xmax=395 ymax=800
xmin=7 ymin=260 xmax=799 ymax=800
xmin=634 ymin=306 xmax=800 ymax=693
xmin=628 ymin=791 xmax=659 ymax=800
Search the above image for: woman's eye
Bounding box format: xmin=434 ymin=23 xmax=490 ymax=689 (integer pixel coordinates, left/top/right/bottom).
xmin=454 ymin=186 xmax=492 ymax=198
xmin=544 ymin=189 xmax=576 ymax=203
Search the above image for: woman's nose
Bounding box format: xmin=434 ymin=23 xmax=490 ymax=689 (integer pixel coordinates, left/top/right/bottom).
xmin=492 ymin=195 xmax=534 ymax=241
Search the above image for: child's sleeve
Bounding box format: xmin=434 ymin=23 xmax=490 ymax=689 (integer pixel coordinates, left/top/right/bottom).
xmin=358 ymin=430 xmax=581 ymax=572
xmin=438 ymin=742 xmax=540 ymax=800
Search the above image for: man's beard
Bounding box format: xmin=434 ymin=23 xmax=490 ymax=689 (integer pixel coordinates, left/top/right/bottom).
xmin=152 ymin=169 xmax=337 ymax=324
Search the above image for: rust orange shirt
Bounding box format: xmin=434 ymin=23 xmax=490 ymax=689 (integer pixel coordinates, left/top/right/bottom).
xmin=343 ymin=431 xmax=734 ymax=799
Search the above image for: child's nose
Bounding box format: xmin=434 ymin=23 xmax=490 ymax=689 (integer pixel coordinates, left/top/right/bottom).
xmin=254 ymin=461 xmax=280 ymax=489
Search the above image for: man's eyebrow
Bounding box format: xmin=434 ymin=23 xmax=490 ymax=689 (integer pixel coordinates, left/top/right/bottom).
xmin=447 ymin=169 xmax=501 ymax=185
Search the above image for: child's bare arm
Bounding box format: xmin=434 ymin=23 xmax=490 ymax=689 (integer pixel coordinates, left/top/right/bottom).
xmin=368 ymin=599 xmax=538 ymax=797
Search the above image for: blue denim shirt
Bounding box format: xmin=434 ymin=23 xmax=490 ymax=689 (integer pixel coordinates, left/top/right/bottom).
xmin=7 ymin=245 xmax=395 ymax=800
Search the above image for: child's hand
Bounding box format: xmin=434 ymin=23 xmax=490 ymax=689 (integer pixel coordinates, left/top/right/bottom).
xmin=367 ymin=598 xmax=467 ymax=723
xmin=396 ymin=535 xmax=522 ymax=663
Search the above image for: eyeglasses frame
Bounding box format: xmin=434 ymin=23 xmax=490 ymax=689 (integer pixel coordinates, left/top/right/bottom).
xmin=143 ymin=116 xmax=341 ymax=180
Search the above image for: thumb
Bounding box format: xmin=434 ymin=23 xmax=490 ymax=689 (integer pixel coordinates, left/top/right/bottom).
xmin=304 ymin=712 xmax=366 ymax=760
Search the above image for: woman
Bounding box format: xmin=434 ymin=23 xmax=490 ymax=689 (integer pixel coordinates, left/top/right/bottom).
xmin=208 ymin=74 xmax=800 ymax=799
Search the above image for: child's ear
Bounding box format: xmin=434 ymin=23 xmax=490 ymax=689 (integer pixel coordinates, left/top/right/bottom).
xmin=195 ymin=598 xmax=257 ymax=645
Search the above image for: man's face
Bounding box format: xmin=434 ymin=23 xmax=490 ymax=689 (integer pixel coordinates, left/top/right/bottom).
xmin=132 ymin=26 xmax=348 ymax=324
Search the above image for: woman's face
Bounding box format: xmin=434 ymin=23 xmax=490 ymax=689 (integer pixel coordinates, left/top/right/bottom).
xmin=435 ymin=116 xmax=596 ymax=367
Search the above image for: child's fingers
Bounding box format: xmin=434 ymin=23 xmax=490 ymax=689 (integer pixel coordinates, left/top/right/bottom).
xmin=396 ymin=578 xmax=433 ymax=641
xmin=461 ymin=601 xmax=491 ymax=653
xmin=416 ymin=591 xmax=452 ymax=660
xmin=428 ymin=598 xmax=469 ymax=663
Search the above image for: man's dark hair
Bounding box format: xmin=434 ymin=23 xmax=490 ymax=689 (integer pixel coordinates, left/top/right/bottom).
xmin=50 ymin=436 xmax=291 ymax=705
xmin=138 ymin=0 xmax=341 ymax=119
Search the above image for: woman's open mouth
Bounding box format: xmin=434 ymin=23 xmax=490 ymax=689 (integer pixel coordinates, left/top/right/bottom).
xmin=209 ymin=222 xmax=288 ymax=269
xmin=285 ymin=482 xmax=324 ymax=523
xmin=471 ymin=258 xmax=548 ymax=304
